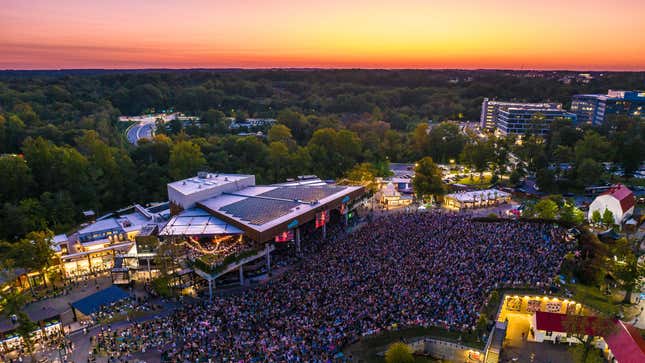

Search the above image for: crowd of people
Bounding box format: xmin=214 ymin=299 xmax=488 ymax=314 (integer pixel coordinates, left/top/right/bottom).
xmin=96 ymin=213 xmax=570 ymax=362
xmin=92 ymin=296 xmax=160 ymax=324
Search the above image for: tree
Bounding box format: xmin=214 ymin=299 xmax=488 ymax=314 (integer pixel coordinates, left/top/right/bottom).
xmin=525 ymin=112 xmax=546 ymax=136
xmin=610 ymin=238 xmax=645 ymax=304
xmin=575 ymin=231 xmax=612 ymax=287
xmin=267 ymin=141 xmax=291 ymax=182
xmin=535 ymin=167 xmax=557 ymax=193
xmin=0 ymin=288 xmax=28 ymax=318
xmin=0 ymin=154 xmax=33 ymax=203
xmin=344 ymin=163 xmax=378 ymax=192
xmin=426 ymin=122 xmax=466 ymax=162
xmin=601 ymin=209 xmax=615 ymax=227
xmin=560 ymin=202 xmax=584 ymax=225
xmin=509 ymin=166 xmax=525 ymax=186
xmin=460 ymin=141 xmax=493 ymax=179
xmin=575 ymin=158 xmax=604 ymax=187
xmin=413 ymin=157 xmax=445 ymax=202
xmin=529 ymin=199 xmax=559 ymax=220
xmin=307 ymin=128 xmax=362 ymax=179
xmin=14 ymin=312 xmax=38 ymax=358
xmin=490 ymin=136 xmax=511 ymax=177
xmin=569 ymin=344 xmax=605 ymax=363
xmin=411 ymin=123 xmax=430 ymax=158
xmin=574 ymin=132 xmax=611 ymax=163
xmin=169 ymin=141 xmax=206 ymax=180
xmin=514 ymin=136 xmax=547 ymax=173
xmin=277 ymin=109 xmax=309 ymax=144
xmin=267 ymin=124 xmax=296 ymax=150
xmin=562 ymin=313 xmax=616 ymax=363
xmin=591 ymin=210 xmax=602 ymax=226
xmin=200 ymin=109 xmax=228 ymax=133
xmin=384 ymin=342 xmax=414 ymax=363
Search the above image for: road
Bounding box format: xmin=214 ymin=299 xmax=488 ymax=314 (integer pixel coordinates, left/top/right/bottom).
xmin=126 ymin=120 xmax=156 ymax=145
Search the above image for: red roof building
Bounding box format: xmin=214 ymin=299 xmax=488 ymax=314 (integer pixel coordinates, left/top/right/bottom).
xmin=588 ymin=184 xmax=635 ymax=226
xmin=601 ymin=184 xmax=636 ymax=214
xmin=534 ymin=311 xmax=645 ymax=363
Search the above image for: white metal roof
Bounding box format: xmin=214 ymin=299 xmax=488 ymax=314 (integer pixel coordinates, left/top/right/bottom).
xmin=445 ymin=189 xmax=510 ymax=202
xmin=159 ymin=208 xmax=243 ymax=236
xmin=167 ymin=173 xmax=253 ymax=197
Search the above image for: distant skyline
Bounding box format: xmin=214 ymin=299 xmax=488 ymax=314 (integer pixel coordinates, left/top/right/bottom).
xmin=2 ymin=0 xmax=645 ymax=71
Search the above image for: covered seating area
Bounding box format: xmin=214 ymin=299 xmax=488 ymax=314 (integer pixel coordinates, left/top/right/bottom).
xmin=70 ymin=286 xmax=130 ymax=320
xmin=443 ymin=189 xmax=511 ymax=210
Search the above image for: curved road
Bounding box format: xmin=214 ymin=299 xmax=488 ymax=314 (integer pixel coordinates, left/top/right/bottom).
xmin=126 ymin=120 xmax=156 ymax=145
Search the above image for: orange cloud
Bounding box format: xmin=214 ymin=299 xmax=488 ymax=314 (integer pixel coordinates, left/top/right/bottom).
xmin=1 ymin=0 xmax=644 ymax=70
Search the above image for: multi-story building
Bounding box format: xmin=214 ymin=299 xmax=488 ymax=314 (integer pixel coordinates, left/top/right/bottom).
xmin=571 ymin=90 xmax=645 ymax=126
xmin=496 ymin=107 xmax=577 ymax=136
xmin=480 ymin=99 xmax=562 ymax=130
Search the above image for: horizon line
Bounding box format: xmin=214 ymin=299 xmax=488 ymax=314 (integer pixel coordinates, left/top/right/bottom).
xmin=2 ymin=67 xmax=645 ymax=73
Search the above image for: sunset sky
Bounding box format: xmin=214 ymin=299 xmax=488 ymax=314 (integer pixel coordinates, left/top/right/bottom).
xmin=2 ymin=0 xmax=644 ymax=70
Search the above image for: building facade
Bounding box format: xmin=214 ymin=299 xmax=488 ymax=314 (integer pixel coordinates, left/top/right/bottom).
xmin=496 ymin=108 xmax=577 ymax=136
xmin=480 ymin=99 xmax=562 ymax=130
xmin=571 ymin=90 xmax=645 ymax=126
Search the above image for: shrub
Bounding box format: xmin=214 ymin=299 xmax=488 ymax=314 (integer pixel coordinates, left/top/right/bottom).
xmin=385 ymin=342 xmax=414 ymax=363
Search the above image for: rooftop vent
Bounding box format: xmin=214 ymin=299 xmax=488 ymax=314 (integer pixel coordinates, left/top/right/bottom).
xmin=197 ymin=171 xmax=208 ymax=179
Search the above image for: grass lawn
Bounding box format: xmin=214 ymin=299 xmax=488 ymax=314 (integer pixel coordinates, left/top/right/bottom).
xmin=568 ymin=284 xmax=621 ymax=315
xmin=344 ymin=326 xmax=482 ymax=363
xmin=457 ymin=174 xmax=492 ymax=186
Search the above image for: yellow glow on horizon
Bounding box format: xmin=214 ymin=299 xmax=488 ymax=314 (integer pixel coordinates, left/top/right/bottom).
xmin=1 ymin=0 xmax=644 ymax=70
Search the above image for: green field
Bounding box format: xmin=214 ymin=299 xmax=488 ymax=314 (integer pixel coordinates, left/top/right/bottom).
xmin=456 ymin=174 xmax=492 ymax=186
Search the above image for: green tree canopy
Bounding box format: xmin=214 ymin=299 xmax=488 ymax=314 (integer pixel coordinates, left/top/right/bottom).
xmin=344 ymin=162 xmax=378 ymax=192
xmin=268 ymin=124 xmax=297 ymax=150
xmin=384 ymin=342 xmax=414 ymax=363
xmin=591 ymin=210 xmax=602 ymax=225
xmin=413 ymin=157 xmax=445 ymax=201
xmin=169 ymin=140 xmax=206 ymax=180
xmin=527 ymin=199 xmax=559 ymax=220
xmin=461 ymin=140 xmax=493 ymax=177
xmin=601 ymin=209 xmax=615 ymax=227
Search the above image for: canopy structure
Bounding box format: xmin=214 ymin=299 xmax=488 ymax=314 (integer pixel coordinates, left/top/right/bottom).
xmin=159 ymin=207 xmax=243 ymax=236
xmin=71 ymin=286 xmax=129 ymax=315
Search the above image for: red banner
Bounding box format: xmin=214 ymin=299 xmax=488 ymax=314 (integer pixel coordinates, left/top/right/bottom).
xmin=274 ymin=230 xmax=294 ymax=243
xmin=315 ymin=210 xmax=329 ymax=229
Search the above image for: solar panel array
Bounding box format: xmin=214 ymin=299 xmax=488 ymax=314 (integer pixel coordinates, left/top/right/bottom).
xmin=220 ymin=198 xmax=300 ymax=225
xmin=259 ymin=186 xmax=345 ymax=202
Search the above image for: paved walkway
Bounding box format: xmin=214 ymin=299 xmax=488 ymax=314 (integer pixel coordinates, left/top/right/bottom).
xmin=502 ymin=341 xmax=574 ymax=363
xmin=0 ymin=277 xmax=114 ymax=332
xmin=40 ymin=299 xmax=178 ymax=363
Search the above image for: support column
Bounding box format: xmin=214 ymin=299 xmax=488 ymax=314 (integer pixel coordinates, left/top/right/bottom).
xmin=295 ymin=228 xmax=301 ymax=254
xmin=322 ymin=223 xmax=327 ymax=241
xmin=344 ymin=210 xmax=349 ymax=227
xmin=147 ymin=258 xmax=152 ymax=279
xmin=208 ymin=279 xmax=213 ymax=302
xmin=265 ymin=245 xmax=271 ymax=275
xmin=239 ymin=265 xmax=244 ymax=286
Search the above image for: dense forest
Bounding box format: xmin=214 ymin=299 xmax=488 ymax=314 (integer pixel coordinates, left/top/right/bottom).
xmin=0 ymin=69 xmax=644 ymax=241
